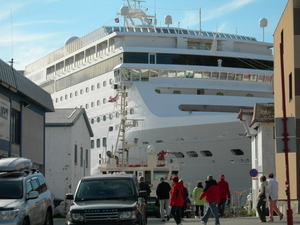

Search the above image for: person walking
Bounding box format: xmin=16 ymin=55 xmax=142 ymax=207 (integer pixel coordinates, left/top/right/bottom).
xmin=139 ymin=176 xmax=151 ymax=197
xmin=267 ymin=173 xmax=283 ymax=221
xmin=169 ymin=176 xmax=184 ymax=225
xmin=192 ymin=181 xmax=205 ymax=219
xmin=217 ymin=174 xmax=231 ymax=217
xmin=179 ymin=179 xmax=189 ymax=220
xmin=256 ymin=175 xmax=268 ymax=223
xmin=199 ymin=175 xmax=221 ymax=225
xmin=156 ymin=177 xmax=171 ymax=222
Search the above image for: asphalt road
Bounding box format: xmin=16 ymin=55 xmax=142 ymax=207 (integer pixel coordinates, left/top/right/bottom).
xmin=54 ymin=214 xmax=300 ymax=225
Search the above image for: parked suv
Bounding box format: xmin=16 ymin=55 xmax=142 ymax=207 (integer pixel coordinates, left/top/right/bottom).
xmin=66 ymin=173 xmax=147 ymax=225
xmin=0 ymin=157 xmax=54 ymax=225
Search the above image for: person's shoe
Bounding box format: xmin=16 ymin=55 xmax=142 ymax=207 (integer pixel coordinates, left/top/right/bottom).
xmin=167 ymin=215 xmax=170 ymax=221
xmin=201 ymin=221 xmax=206 ymax=225
xmin=177 ymin=223 xmax=182 ymax=225
xmin=260 ymin=220 xmax=266 ymax=223
xmin=267 ymin=219 xmax=274 ymax=222
xmin=161 ymin=219 xmax=165 ymax=222
xmin=279 ymin=213 xmax=283 ymax=221
xmin=195 ymin=216 xmax=200 ymax=219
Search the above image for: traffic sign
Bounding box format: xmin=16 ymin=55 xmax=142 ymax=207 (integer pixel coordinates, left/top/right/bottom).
xmin=249 ymin=169 xmax=258 ymax=177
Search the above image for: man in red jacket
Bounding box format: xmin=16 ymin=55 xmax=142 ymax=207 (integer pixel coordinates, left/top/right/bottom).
xmin=199 ymin=175 xmax=220 ymax=225
xmin=169 ymin=176 xmax=184 ymax=225
xmin=217 ymin=174 xmax=231 ymax=217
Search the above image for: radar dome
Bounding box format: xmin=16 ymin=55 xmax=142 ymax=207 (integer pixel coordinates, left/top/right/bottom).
xmin=164 ymin=15 xmax=172 ymax=25
xmin=65 ymin=36 xmax=79 ymax=46
xmin=259 ymin=18 xmax=268 ymax=27
xmin=120 ymin=6 xmax=129 ymax=16
xmin=147 ymin=145 xmax=155 ymax=154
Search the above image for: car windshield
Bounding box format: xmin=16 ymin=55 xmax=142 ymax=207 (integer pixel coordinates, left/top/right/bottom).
xmin=75 ymin=179 xmax=135 ymax=201
xmin=0 ymin=181 xmax=23 ymax=199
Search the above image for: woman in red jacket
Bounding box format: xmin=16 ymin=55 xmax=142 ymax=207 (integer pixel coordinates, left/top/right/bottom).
xmin=169 ymin=176 xmax=184 ymax=225
xmin=199 ymin=175 xmax=221 ymax=225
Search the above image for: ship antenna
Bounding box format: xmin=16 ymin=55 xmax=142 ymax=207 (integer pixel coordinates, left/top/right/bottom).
xmin=10 ymin=9 xmax=14 ymax=67
xmin=199 ymin=8 xmax=201 ymax=35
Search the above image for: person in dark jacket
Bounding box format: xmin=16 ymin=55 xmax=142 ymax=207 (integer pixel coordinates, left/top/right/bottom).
xmin=156 ymin=177 xmax=171 ymax=221
xmin=139 ymin=176 xmax=151 ymax=196
xmin=199 ymin=175 xmax=221 ymax=225
xmin=169 ymin=176 xmax=184 ymax=225
xmin=179 ymin=179 xmax=189 ymax=219
xmin=217 ymin=174 xmax=231 ymax=217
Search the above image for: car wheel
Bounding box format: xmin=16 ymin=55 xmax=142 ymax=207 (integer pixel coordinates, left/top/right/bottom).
xmin=22 ymin=219 xmax=29 ymax=225
xmin=44 ymin=210 xmax=53 ymax=225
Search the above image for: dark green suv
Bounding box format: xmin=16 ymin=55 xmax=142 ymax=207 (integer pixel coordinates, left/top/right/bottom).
xmin=66 ymin=174 xmax=147 ymax=225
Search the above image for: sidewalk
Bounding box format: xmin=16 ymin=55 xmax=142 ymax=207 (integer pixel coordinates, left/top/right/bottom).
xmin=147 ymin=214 xmax=300 ymax=225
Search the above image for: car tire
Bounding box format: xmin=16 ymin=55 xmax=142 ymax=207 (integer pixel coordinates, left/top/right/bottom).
xmin=44 ymin=210 xmax=53 ymax=225
xmin=22 ymin=219 xmax=29 ymax=225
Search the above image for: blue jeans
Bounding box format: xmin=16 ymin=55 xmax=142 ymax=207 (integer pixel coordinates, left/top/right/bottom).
xmin=170 ymin=206 xmax=181 ymax=224
xmin=202 ymin=202 xmax=220 ymax=225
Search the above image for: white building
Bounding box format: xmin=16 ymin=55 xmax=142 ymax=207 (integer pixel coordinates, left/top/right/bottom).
xmin=45 ymin=108 xmax=93 ymax=216
xmin=238 ymin=103 xmax=275 ymax=211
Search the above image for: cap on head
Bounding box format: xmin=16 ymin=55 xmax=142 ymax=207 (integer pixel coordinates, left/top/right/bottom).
xmin=220 ymin=174 xmax=225 ymax=178
xmin=171 ymin=176 xmax=179 ymax=182
xmin=207 ymin=175 xmax=213 ymax=181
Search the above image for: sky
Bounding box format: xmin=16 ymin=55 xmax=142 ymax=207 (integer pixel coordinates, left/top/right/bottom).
xmin=0 ymin=0 xmax=288 ymax=71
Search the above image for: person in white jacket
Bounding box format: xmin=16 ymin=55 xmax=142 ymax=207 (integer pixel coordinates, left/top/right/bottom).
xmin=267 ymin=173 xmax=283 ymax=221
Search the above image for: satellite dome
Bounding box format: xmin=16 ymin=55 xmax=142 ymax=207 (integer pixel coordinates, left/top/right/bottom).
xmin=120 ymin=6 xmax=129 ymax=16
xmin=164 ymin=15 xmax=172 ymax=25
xmin=147 ymin=145 xmax=155 ymax=154
xmin=259 ymin=18 xmax=268 ymax=27
xmin=65 ymin=36 xmax=79 ymax=46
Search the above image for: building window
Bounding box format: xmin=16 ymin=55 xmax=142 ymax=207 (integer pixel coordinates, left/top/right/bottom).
xmin=74 ymin=145 xmax=78 ymax=165
xmin=11 ymin=109 xmax=20 ymax=144
xmin=91 ymin=140 xmax=94 ymax=149
xmin=103 ymin=137 xmax=107 ymax=147
xmin=97 ymin=139 xmax=100 ymax=148
xmin=80 ymin=147 xmax=83 ymax=167
xmin=289 ymin=73 xmax=292 ymax=100
xmin=85 ymin=149 xmax=88 ymax=168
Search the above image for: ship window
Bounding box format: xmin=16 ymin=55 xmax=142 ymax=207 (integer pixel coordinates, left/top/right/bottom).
xmin=109 ymin=114 xmax=113 ymax=119
xmin=91 ymin=102 xmax=94 ymax=107
xmin=200 ymin=150 xmax=213 ymax=157
xmin=70 ymin=93 xmax=73 ymax=98
xmin=169 ymin=29 xmax=176 ymax=34
xmin=97 ymin=83 xmax=101 ymax=88
xmin=109 ymin=126 xmax=113 ymax=131
xmin=265 ymin=76 xmax=272 ymax=83
xmin=228 ymin=73 xmax=235 ymax=80
xmin=212 ymin=160 xmax=217 ymax=165
xmin=141 ymin=69 xmax=149 ymax=81
xmin=103 ymin=81 xmax=107 ymax=87
xmin=80 ymin=89 xmax=83 ymax=94
xmin=203 ymin=71 xmax=211 ymax=79
xmin=109 ymin=79 xmax=113 ymax=85
xmin=103 ymin=115 xmax=106 ymax=121
xmin=91 ymin=118 xmax=94 ymax=124
xmin=211 ymin=72 xmax=219 ymax=80
xmin=116 ymin=112 xmax=119 ymax=118
xmin=168 ymin=70 xmax=176 ymax=78
xmin=186 ymin=151 xmax=198 ymax=157
xmin=251 ymin=74 xmax=258 ymax=82
xmin=96 ymin=139 xmax=100 ymax=148
xmin=97 ymin=100 xmax=100 ymax=106
xmin=230 ymin=160 xmax=235 ymax=164
xmin=86 ymin=87 xmax=89 ymax=92
xmin=143 ymin=141 xmax=149 ymax=145
xmin=149 ymin=69 xmax=158 ymax=78
xmin=243 ymin=74 xmax=250 ymax=81
xmin=97 ymin=117 xmax=100 ymax=122
xmin=75 ymin=91 xmax=78 ymax=96
xmin=130 ymin=108 xmax=134 ymax=114
xmin=65 ymin=94 xmax=68 ymax=100
xmin=235 ymin=74 xmax=242 ymax=81
xmin=193 ymin=137 xmax=202 ymax=140
xmin=230 ymin=149 xmax=244 ymax=155
xmin=156 ymin=140 xmax=163 ymax=143
xmin=91 ymin=140 xmax=94 ymax=149
xmin=175 ymin=138 xmax=184 ymax=142
xmin=220 ymin=72 xmax=227 ymax=80
xmin=155 ymin=89 xmax=161 ymax=94
xmin=132 ymin=69 xmax=140 ymax=81
xmin=55 ymin=98 xmax=58 ymax=103
xmin=162 ymin=28 xmax=169 ymax=33
xmin=159 ymin=70 xmax=168 ymax=77
xmin=85 ymin=104 xmax=89 ymax=109
xmin=186 ymin=71 xmax=194 ymax=78
xmin=258 ymin=75 xmax=265 ymax=82
xmin=103 ymin=98 xmax=106 ymax=104
xmin=194 ymin=71 xmax=202 ymax=78
xmin=173 ymin=90 xmax=181 ymax=94
xmin=177 ymin=71 xmax=184 ymax=78
xmin=103 ymin=138 xmax=107 ymax=147
xmin=154 ymin=171 xmax=169 ymax=181
xmin=122 ymin=69 xmax=131 ymax=81
xmin=60 ymin=96 xmax=63 ymax=101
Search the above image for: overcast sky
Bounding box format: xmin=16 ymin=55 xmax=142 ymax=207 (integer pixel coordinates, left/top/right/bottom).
xmin=0 ymin=0 xmax=288 ymax=70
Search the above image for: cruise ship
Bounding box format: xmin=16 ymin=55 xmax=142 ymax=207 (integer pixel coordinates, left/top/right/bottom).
xmin=24 ymin=0 xmax=273 ymax=205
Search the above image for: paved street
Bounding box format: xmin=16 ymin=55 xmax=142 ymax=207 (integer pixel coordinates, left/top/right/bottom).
xmin=54 ymin=214 xmax=300 ymax=225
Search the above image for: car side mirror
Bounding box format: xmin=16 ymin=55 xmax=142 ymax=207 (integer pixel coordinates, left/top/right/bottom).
xmin=27 ymin=191 xmax=39 ymax=200
xmin=66 ymin=193 xmax=74 ymax=200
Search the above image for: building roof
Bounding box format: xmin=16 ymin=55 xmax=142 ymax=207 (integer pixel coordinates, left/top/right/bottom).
xmin=45 ymin=108 xmax=94 ymax=137
xmin=0 ymin=59 xmax=54 ymax=112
